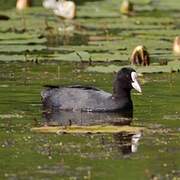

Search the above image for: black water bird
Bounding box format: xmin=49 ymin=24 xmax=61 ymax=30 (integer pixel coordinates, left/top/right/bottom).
xmin=41 ymin=68 xmax=142 ymax=115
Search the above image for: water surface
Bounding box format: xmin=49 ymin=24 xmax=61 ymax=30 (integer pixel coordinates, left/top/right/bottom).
xmin=0 ymin=0 xmax=180 ymax=179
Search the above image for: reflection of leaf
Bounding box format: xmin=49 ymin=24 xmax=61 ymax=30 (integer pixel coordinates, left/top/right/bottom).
xmin=31 ymin=125 xmax=143 ymax=134
xmin=86 ymin=60 xmax=180 ymax=74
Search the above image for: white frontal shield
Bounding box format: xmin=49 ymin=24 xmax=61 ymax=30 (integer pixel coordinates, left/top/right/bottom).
xmin=131 ymin=72 xmax=142 ymax=93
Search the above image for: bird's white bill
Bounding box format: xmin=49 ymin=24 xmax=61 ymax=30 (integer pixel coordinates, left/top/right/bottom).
xmin=131 ymin=72 xmax=142 ymax=93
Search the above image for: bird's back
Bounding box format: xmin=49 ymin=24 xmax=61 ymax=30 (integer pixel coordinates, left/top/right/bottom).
xmin=41 ymin=85 xmax=129 ymax=112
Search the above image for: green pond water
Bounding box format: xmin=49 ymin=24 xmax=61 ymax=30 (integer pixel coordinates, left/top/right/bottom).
xmin=0 ymin=0 xmax=180 ymax=179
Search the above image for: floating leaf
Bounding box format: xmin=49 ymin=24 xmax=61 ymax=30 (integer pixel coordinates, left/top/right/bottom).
xmin=86 ymin=60 xmax=180 ymax=74
xmin=31 ymin=125 xmax=144 ymax=134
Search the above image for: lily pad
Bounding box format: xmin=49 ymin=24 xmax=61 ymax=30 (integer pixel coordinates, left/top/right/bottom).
xmin=86 ymin=60 xmax=180 ymax=74
xmin=31 ymin=125 xmax=144 ymax=134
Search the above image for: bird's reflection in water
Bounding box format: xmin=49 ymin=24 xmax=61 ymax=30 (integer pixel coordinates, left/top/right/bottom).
xmin=113 ymin=132 xmax=141 ymax=155
xmin=43 ymin=109 xmax=133 ymax=126
xmin=42 ymin=109 xmax=141 ymax=155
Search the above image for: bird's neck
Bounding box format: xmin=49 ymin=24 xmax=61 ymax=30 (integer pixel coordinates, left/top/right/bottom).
xmin=112 ymin=80 xmax=131 ymax=99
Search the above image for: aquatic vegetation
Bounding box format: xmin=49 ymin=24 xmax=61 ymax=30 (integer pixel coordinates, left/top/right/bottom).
xmin=31 ymin=125 xmax=144 ymax=134
xmin=0 ymin=0 xmax=180 ymax=179
xmin=86 ymin=60 xmax=180 ymax=74
xmin=0 ymin=0 xmax=179 ymax=65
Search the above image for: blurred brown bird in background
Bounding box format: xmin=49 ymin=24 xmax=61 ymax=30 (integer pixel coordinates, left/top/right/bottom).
xmin=130 ymin=45 xmax=150 ymax=66
xmin=16 ymin=0 xmax=32 ymax=10
xmin=173 ymin=36 xmax=180 ymax=56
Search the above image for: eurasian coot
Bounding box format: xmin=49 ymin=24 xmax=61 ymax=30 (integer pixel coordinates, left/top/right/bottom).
xmin=41 ymin=67 xmax=142 ymax=113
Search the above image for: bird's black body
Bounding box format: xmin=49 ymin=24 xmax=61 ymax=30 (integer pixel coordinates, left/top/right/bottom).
xmin=41 ymin=85 xmax=132 ymax=112
xmin=41 ymin=68 xmax=140 ymax=125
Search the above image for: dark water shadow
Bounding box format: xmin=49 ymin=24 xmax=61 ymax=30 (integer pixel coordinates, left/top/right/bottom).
xmin=42 ymin=109 xmax=141 ymax=155
xmin=112 ymin=132 xmax=141 ymax=155
xmin=43 ymin=109 xmax=133 ymax=126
